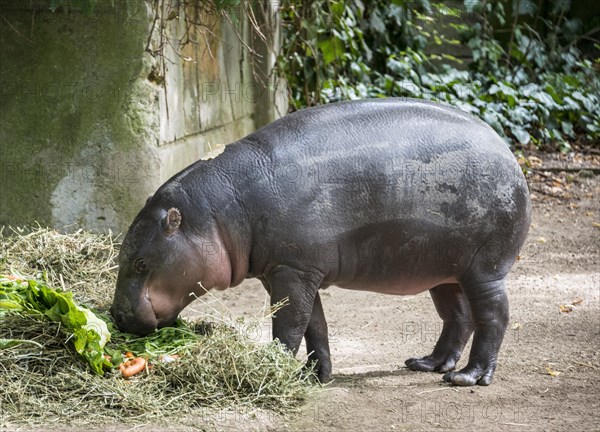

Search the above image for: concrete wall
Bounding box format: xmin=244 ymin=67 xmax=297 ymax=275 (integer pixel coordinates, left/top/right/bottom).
xmin=0 ymin=0 xmax=283 ymax=233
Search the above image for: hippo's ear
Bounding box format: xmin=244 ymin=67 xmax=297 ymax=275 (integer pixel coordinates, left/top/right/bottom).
xmin=163 ymin=207 xmax=182 ymax=233
xmin=145 ymin=195 xmax=153 ymax=206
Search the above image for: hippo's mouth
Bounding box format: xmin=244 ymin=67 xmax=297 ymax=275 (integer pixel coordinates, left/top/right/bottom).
xmin=145 ymin=285 xmax=166 ymax=328
xmin=111 ymin=294 xmax=158 ymax=336
xmin=144 ymin=283 xmax=181 ymax=329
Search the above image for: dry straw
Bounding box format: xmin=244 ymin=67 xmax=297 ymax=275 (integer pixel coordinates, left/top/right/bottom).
xmin=0 ymin=226 xmax=316 ymax=428
xmin=0 ymin=226 xmax=118 ymax=308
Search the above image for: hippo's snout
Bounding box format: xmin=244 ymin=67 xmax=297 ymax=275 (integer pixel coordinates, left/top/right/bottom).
xmin=110 ymin=301 xmax=158 ymax=336
xmin=112 ymin=308 xmax=157 ymax=335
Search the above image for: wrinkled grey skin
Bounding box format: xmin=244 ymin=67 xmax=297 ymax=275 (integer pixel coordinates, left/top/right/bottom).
xmin=111 ymin=98 xmax=531 ymax=386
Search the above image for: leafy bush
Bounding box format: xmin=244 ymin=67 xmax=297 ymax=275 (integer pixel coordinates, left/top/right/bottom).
xmin=278 ymin=0 xmax=600 ymax=150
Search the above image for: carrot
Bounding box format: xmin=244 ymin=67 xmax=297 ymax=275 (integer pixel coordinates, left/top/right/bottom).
xmin=119 ymin=357 xmax=146 ymax=378
xmin=124 ymin=351 xmax=134 ymax=358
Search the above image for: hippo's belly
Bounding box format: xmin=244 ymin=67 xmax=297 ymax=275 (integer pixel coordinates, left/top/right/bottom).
xmin=310 ymin=217 xmax=485 ymax=293
xmin=335 ymin=275 xmax=459 ymax=295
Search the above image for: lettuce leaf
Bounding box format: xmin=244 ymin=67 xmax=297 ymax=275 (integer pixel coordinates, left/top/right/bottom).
xmin=0 ymin=275 xmax=111 ymax=375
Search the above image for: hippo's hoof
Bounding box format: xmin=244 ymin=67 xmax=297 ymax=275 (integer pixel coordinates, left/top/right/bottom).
xmin=317 ymin=370 xmax=332 ymax=384
xmin=442 ymin=365 xmax=495 ymax=386
xmin=405 ymin=353 xmax=459 ymax=373
xmin=304 ymin=361 xmax=332 ymax=383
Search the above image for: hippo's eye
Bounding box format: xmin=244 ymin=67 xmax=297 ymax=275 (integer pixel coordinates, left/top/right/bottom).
xmin=134 ymin=258 xmax=149 ymax=274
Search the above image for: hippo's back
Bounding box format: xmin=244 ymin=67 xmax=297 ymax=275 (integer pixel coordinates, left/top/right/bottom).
xmin=247 ymin=98 xmax=513 ymax=166
xmin=234 ymin=98 xmax=527 ymax=225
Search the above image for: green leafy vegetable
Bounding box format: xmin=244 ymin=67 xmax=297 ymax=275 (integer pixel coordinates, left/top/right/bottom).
xmin=0 ymin=274 xmax=211 ymax=374
xmin=0 ymin=275 xmax=111 ymax=374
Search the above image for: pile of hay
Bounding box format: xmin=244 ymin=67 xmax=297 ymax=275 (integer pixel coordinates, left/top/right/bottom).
xmin=0 ymin=226 xmax=118 ymax=308
xmin=0 ymin=227 xmax=315 ymax=428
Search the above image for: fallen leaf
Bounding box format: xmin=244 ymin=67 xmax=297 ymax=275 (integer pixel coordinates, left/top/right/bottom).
xmin=559 ymin=304 xmax=574 ymax=313
xmin=545 ymin=366 xmax=562 ymax=377
xmin=592 ymin=222 xmax=600 ymax=228
xmin=571 ymin=298 xmax=584 ymax=306
xmin=511 ymin=323 xmax=521 ymax=330
xmin=585 ymin=211 xmax=594 ymax=217
xmin=537 ymin=237 xmax=547 ymax=243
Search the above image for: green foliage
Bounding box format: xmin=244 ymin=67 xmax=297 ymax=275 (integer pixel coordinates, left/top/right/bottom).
xmin=278 ymin=0 xmax=600 ymax=149
xmin=104 ymin=318 xmax=208 ymax=367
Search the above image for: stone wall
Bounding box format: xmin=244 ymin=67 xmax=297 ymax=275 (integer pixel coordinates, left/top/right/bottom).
xmin=0 ymin=0 xmax=283 ymax=233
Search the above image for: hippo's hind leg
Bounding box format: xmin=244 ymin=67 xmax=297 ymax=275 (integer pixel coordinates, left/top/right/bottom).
xmin=443 ymin=276 xmax=509 ymax=386
xmin=405 ymin=283 xmax=473 ymax=373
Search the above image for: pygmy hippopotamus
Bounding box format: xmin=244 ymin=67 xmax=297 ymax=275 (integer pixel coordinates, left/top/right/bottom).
xmin=111 ymin=98 xmax=531 ymax=386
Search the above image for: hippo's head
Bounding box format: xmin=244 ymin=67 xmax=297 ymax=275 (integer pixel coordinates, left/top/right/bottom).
xmin=111 ymin=195 xmax=231 ymax=335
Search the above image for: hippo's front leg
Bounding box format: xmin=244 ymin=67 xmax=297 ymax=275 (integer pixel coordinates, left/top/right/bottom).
xmin=305 ymin=292 xmax=332 ymax=382
xmin=264 ymin=266 xmax=330 ymax=380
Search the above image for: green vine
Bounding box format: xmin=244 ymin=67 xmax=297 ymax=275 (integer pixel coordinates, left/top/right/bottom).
xmin=278 ymin=0 xmax=600 ymax=150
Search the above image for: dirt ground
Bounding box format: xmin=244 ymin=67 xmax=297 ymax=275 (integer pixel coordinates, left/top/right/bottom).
xmin=6 ymin=153 xmax=599 ymax=432
xmin=177 ymin=151 xmax=600 ymax=432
